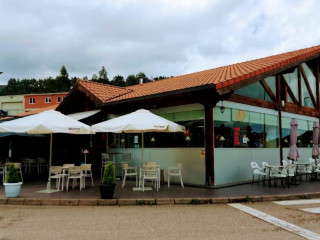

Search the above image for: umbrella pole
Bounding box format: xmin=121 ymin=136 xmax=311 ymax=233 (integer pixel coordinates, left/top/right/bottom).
xmin=141 ymin=132 xmax=144 ymax=165
xmin=46 ymin=133 xmax=53 ymax=191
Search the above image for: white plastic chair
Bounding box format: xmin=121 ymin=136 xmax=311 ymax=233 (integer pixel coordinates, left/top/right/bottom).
xmin=287 ymin=164 xmax=297 ymax=184
xmin=49 ymin=166 xmax=62 ymax=190
xmin=297 ymin=163 xmax=313 ymax=181
xmin=168 ymin=163 xmax=184 ymax=188
xmin=81 ymin=164 xmax=94 ymax=187
xmin=122 ymin=163 xmax=138 ymax=188
xmin=66 ymin=166 xmax=85 ymax=191
xmin=270 ymin=165 xmax=288 ymax=187
xmin=250 ymin=162 xmax=266 ymax=184
xmin=282 ymin=160 xmax=288 ymax=166
xmin=141 ymin=165 xmax=159 ymax=192
xmin=61 ymin=164 xmax=75 ymax=190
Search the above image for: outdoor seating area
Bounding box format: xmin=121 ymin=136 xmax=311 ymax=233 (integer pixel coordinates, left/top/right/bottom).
xmin=250 ymin=158 xmax=320 ymax=188
xmin=49 ymin=164 xmax=94 ymax=191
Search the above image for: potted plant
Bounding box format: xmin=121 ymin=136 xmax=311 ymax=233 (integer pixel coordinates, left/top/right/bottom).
xmin=100 ymin=161 xmax=116 ymax=199
xmin=3 ymin=164 xmax=22 ymax=198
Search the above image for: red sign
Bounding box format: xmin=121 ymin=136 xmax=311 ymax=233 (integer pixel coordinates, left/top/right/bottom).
xmin=234 ymin=127 xmax=241 ymax=145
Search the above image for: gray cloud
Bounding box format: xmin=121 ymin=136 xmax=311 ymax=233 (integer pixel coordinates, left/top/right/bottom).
xmin=0 ymin=0 xmax=320 ymax=84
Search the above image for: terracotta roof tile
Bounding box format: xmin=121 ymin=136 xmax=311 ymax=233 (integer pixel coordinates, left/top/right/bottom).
xmin=77 ymin=45 xmax=320 ymax=104
xmin=77 ymin=80 xmax=133 ymax=103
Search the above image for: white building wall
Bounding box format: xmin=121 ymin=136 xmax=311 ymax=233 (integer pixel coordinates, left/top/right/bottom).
xmin=0 ymin=95 xmax=25 ymax=115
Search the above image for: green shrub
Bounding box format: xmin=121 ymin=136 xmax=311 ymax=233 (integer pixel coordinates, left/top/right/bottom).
xmin=102 ymin=161 xmax=115 ymax=184
xmin=190 ymin=199 xmax=201 ymax=204
xmin=6 ymin=164 xmax=20 ymax=183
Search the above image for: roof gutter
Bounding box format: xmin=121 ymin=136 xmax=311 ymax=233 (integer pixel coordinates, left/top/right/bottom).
xmin=97 ymin=83 xmax=216 ymax=108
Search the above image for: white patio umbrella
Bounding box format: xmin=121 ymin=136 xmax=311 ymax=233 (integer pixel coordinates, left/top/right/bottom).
xmin=92 ymin=109 xmax=185 ymax=164
xmin=0 ymin=110 xmax=92 ymax=192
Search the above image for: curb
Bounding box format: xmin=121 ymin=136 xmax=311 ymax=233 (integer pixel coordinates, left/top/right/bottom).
xmin=1 ymin=192 xmax=320 ymax=206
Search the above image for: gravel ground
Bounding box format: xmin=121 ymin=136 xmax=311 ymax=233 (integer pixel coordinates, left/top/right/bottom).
xmin=0 ymin=204 xmax=306 ymax=240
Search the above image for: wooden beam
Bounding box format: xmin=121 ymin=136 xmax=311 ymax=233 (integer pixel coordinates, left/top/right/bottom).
xmin=283 ymin=102 xmax=319 ymax=117
xmin=301 ymin=65 xmax=317 ymax=108
xmin=280 ymin=75 xmax=299 ymax=105
xmin=298 ymin=65 xmax=302 ymax=107
xmin=260 ymin=79 xmax=277 ymax=103
xmin=276 ymin=75 xmax=283 ymax=163
xmin=227 ymin=94 xmax=277 ymax=110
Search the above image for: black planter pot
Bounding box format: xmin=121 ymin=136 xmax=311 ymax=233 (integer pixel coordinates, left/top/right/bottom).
xmin=100 ymin=183 xmax=116 ymax=199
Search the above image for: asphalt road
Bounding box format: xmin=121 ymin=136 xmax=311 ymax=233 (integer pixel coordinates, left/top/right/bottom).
xmin=1 ymin=201 xmax=320 ymax=240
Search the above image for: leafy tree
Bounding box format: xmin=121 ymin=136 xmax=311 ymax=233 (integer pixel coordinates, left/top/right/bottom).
xmin=110 ymin=75 xmax=125 ymax=87
xmin=153 ymin=76 xmax=168 ymax=81
xmin=70 ymin=76 xmax=78 ymax=87
xmin=126 ymin=74 xmax=138 ymax=86
xmin=56 ymin=65 xmax=70 ymax=91
xmin=91 ymin=66 xmax=109 ymax=84
xmin=91 ymin=74 xmax=98 ymax=81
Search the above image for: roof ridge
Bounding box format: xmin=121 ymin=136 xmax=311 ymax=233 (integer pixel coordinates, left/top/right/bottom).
xmin=77 ymin=79 xmax=129 ymax=91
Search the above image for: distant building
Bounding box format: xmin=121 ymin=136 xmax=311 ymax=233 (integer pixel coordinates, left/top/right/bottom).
xmin=24 ymin=92 xmax=67 ymax=111
xmin=0 ymin=95 xmax=25 ymax=115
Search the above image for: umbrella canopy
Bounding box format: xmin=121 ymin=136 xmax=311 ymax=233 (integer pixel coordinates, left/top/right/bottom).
xmin=92 ymin=109 xmax=185 ymax=164
xmin=92 ymin=109 xmax=185 ymax=133
xmin=0 ymin=110 xmax=92 ymax=192
xmin=287 ymin=118 xmax=301 ymax=162
xmin=0 ymin=110 xmax=91 ymax=134
xmin=312 ymin=121 xmax=319 ymax=159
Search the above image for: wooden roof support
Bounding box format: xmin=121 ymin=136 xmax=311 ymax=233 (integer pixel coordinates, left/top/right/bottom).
xmin=260 ymin=79 xmax=277 ymax=103
xmin=280 ymin=75 xmax=299 ymax=105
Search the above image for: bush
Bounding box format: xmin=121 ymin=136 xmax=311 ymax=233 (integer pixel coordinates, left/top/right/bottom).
xmin=6 ymin=164 xmax=20 ymax=183
xmin=102 ymin=161 xmax=115 ymax=185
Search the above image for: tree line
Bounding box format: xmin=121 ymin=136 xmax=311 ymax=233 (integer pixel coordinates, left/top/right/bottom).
xmin=0 ymin=66 xmax=169 ymax=95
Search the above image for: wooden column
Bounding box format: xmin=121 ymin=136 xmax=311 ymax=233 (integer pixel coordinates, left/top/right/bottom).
xmin=276 ymin=75 xmax=283 ymax=164
xmin=298 ymin=65 xmax=302 ymax=107
xmin=204 ymin=104 xmax=214 ymax=186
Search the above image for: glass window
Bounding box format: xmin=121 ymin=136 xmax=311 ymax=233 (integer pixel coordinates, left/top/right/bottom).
xmin=264 ymin=76 xmax=276 ymax=96
xmin=45 ymin=97 xmax=51 ymax=103
xmin=302 ymin=63 xmax=316 ymax=98
xmin=234 ymin=81 xmax=272 ymax=102
xmin=109 ymin=109 xmax=204 ymax=148
xmin=283 ymin=68 xmax=298 ymax=100
xmin=281 ymin=117 xmax=313 ymax=148
xmin=57 ymin=96 xmax=61 ymax=103
xmin=29 ymin=98 xmax=35 ymax=104
xmin=301 ymin=78 xmax=314 ymax=107
xmin=214 ymin=106 xmax=278 ymax=148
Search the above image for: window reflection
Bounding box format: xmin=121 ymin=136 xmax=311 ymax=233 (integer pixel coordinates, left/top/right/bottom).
xmin=214 ymin=107 xmax=279 ymax=148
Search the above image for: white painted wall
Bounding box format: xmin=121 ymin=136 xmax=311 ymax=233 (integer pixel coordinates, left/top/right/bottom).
xmin=108 ymin=147 xmax=317 ymax=186
xmin=109 ymin=148 xmax=206 ymax=185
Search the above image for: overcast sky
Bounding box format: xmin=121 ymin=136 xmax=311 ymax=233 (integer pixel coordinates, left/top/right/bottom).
xmin=0 ymin=0 xmax=320 ymax=84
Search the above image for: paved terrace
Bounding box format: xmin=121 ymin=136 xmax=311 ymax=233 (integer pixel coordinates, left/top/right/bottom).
xmin=1 ymin=176 xmax=320 ymax=205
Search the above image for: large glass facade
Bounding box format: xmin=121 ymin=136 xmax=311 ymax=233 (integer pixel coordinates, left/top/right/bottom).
xmin=214 ymin=106 xmax=279 ymax=148
xmin=283 ymin=68 xmax=299 ymax=102
xmin=281 ymin=117 xmax=313 ymax=148
xmin=234 ymin=81 xmax=272 ymax=102
xmin=108 ymin=109 xmax=204 ymax=148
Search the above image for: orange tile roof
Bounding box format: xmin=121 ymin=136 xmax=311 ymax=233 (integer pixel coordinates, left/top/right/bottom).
xmin=78 ymin=45 xmax=320 ymax=104
xmin=77 ymin=80 xmax=133 ymax=103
